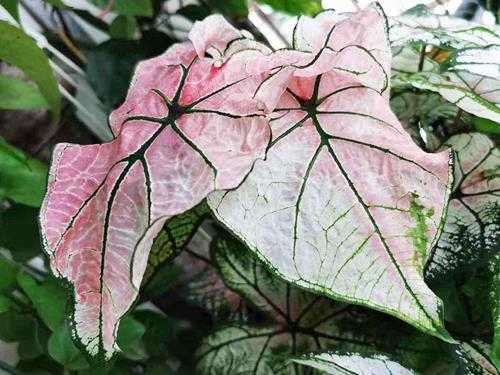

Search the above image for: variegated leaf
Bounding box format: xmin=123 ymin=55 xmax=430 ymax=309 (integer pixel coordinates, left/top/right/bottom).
xmin=445 ymin=45 xmax=500 ymax=80
xmin=398 ymin=71 xmax=500 ymax=124
xmin=426 ymin=133 xmax=499 ymax=283
xmin=293 ymin=352 xmax=415 ymax=375
xmin=143 ymin=202 xmax=209 ymax=282
xmin=196 ymin=235 xmax=449 ymax=374
xmin=209 ymin=5 xmax=453 ymax=341
xmin=389 ymin=5 xmax=500 ymax=49
xmin=40 ymin=17 xmax=271 ymax=360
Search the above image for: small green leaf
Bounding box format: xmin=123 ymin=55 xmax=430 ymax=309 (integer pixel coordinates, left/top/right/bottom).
xmin=48 ymin=321 xmax=89 ymax=370
xmin=0 ymin=311 xmax=39 ymax=350
xmin=0 ymin=75 xmax=49 ymax=110
xmin=109 ymin=15 xmax=137 ymax=40
xmin=116 ymin=315 xmax=147 ymax=360
xmin=0 ymin=295 xmax=12 ymax=313
xmin=0 ymin=204 xmax=42 ymax=261
xmin=257 ymin=0 xmax=321 ymax=15
xmin=17 ymin=273 xmax=66 ymax=332
xmin=0 ymin=21 xmax=60 ymax=119
xmin=0 ymin=137 xmax=47 ymax=207
xmin=0 ymin=258 xmax=17 ymax=293
xmin=93 ymin=0 xmax=153 ymax=16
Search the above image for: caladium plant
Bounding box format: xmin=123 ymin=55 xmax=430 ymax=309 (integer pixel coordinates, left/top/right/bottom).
xmin=208 ymin=4 xmax=453 ymax=342
xmin=39 ymin=16 xmax=272 ymax=360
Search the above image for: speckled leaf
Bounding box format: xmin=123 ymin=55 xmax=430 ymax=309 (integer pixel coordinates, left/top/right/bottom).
xmin=426 ymin=133 xmax=499 ymax=283
xmin=143 ymin=202 xmax=209 ymax=282
xmin=39 ymin=18 xmax=271 ymax=360
xmin=293 ymin=352 xmax=415 ymax=375
xmin=209 ymin=6 xmax=452 ymax=341
xmin=389 ymin=5 xmax=500 ymax=49
xmin=196 ymin=235 xmax=449 ymax=374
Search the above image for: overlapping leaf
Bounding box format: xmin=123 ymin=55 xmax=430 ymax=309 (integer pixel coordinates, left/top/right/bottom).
xmin=426 ymin=133 xmax=499 ymax=282
xmin=196 ymin=235 xmax=449 ymax=374
xmin=389 ymin=5 xmax=500 ymax=49
xmin=40 ymin=17 xmax=271 ymax=360
xmin=143 ymin=202 xmax=209 ymax=282
xmin=209 ymin=5 xmax=453 ymax=341
xmin=388 ymin=5 xmax=500 ymax=124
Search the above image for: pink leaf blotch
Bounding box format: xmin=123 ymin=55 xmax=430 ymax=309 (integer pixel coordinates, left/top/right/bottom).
xmin=209 ymin=4 xmax=454 ymax=341
xmin=40 ymin=18 xmax=270 ymax=360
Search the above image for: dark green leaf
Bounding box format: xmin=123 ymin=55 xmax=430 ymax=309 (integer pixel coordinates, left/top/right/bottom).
xmin=48 ymin=321 xmax=89 ymax=370
xmin=92 ymin=0 xmax=152 ymax=16
xmin=206 ymin=0 xmax=247 ymax=18
xmin=475 ymin=117 xmax=500 ymax=135
xmin=0 ymin=205 xmax=42 ymax=261
xmin=491 ymin=254 xmax=500 ymax=370
xmin=0 ymin=295 xmax=12 ymax=313
xmin=177 ymin=4 xmax=211 ymax=21
xmin=117 ymin=315 xmax=147 ymax=360
xmin=109 ymin=15 xmax=137 ymax=40
xmin=17 ymin=273 xmax=66 ymax=332
xmin=0 ymin=137 xmax=47 ymax=207
xmin=257 ymin=0 xmax=321 ymax=15
xmin=0 ymin=21 xmax=60 ymax=119
xmin=0 ymin=311 xmax=42 ymax=359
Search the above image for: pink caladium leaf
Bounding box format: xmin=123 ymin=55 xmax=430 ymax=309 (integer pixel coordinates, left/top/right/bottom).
xmin=208 ymin=5 xmax=454 ymax=341
xmin=40 ymin=17 xmax=271 ymax=360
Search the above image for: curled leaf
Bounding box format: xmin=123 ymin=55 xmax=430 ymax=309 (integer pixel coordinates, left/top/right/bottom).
xmin=209 ymin=5 xmax=453 ymax=341
xmin=40 ymin=17 xmax=271 ymax=360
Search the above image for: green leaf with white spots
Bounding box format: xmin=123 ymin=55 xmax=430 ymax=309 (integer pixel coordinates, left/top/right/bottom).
xmin=491 ymin=254 xmax=500 ymax=370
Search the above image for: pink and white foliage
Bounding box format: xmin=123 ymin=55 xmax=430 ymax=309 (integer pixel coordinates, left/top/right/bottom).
xmin=208 ymin=5 xmax=454 ymax=340
xmin=40 ymin=16 xmax=271 ymax=360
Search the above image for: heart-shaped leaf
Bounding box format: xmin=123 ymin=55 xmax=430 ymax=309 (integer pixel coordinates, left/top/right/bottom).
xmin=196 ymin=235 xmax=449 ymax=374
xmin=426 ymin=133 xmax=499 ymax=283
xmin=209 ymin=5 xmax=452 ymax=341
xmin=40 ymin=17 xmax=271 ymax=360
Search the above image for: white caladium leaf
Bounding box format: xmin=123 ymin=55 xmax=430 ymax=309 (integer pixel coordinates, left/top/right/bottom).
xmin=196 ymin=235 xmax=447 ymax=374
xmin=399 ymin=71 xmax=500 ymax=124
xmin=39 ymin=17 xmax=271 ymax=359
xmin=389 ymin=5 xmax=500 ymax=49
xmin=209 ymin=5 xmax=453 ymax=341
xmin=426 ymin=133 xmax=499 ymax=282
xmin=445 ymin=45 xmax=500 ymax=80
xmin=293 ymin=352 xmax=415 ymax=375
